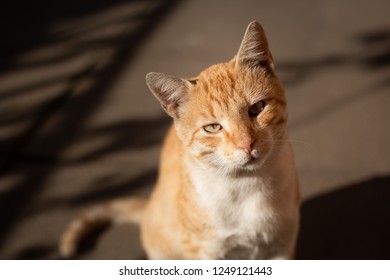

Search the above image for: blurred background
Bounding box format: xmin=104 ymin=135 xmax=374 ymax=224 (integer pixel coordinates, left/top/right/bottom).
xmin=0 ymin=0 xmax=389 ymax=259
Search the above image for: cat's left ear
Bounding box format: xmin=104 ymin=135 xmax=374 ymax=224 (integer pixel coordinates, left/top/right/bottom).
xmin=236 ymin=21 xmax=274 ymax=70
xmin=146 ymin=72 xmax=191 ymax=118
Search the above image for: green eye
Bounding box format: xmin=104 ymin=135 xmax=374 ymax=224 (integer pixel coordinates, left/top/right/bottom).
xmin=249 ymin=100 xmax=266 ymax=117
xmin=203 ymin=124 xmax=222 ymax=133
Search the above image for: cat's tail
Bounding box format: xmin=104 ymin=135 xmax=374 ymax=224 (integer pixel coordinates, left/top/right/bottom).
xmin=59 ymin=197 xmax=148 ymax=258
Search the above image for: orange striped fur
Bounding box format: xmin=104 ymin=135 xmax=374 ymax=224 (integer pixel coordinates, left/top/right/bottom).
xmin=60 ymin=21 xmax=300 ymax=260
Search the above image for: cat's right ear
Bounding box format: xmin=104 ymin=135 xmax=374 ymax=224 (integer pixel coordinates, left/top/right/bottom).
xmin=236 ymin=21 xmax=274 ymax=71
xmin=146 ymin=72 xmax=190 ymax=118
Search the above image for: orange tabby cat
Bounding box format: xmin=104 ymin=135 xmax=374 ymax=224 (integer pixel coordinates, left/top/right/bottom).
xmin=60 ymin=21 xmax=300 ymax=259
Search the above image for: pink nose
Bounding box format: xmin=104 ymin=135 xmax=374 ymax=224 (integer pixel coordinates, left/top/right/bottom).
xmin=242 ymin=146 xmax=252 ymax=154
xmin=237 ymin=138 xmax=255 ymax=155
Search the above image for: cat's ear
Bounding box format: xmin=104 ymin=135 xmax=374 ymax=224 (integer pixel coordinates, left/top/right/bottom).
xmin=146 ymin=72 xmax=190 ymax=118
xmin=236 ymin=21 xmax=274 ymax=70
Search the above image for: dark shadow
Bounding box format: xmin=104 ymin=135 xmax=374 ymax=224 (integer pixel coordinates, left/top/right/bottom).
xmin=0 ymin=0 xmax=180 ymax=258
xmin=72 ymin=117 xmax=171 ymax=163
xmin=74 ymin=223 xmax=111 ymax=259
xmin=70 ymin=168 xmax=157 ymax=205
xmin=0 ymin=0 xmax=178 ymax=169
xmin=297 ymin=175 xmax=390 ymax=259
xmin=278 ymin=29 xmax=390 ymax=88
xmin=12 ymin=245 xmax=54 ymax=260
xmin=77 ymin=224 xmax=147 ymax=260
xmin=277 ymin=28 xmax=390 ymax=131
xmin=357 ymin=30 xmax=390 ymax=69
xmin=288 ymin=77 xmax=388 ymax=131
xmin=26 ymin=168 xmax=158 ymax=218
xmin=0 ymin=0 xmax=164 ymax=73
xmin=0 ymin=115 xmax=170 ymax=168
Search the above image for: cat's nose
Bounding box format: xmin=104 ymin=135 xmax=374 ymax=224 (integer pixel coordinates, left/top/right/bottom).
xmin=242 ymin=145 xmax=253 ymax=155
xmin=238 ymin=138 xmax=255 ymax=155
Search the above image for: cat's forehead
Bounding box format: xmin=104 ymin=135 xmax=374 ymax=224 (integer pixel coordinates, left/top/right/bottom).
xmin=197 ymin=63 xmax=237 ymax=94
xmin=192 ymin=61 xmax=273 ymax=104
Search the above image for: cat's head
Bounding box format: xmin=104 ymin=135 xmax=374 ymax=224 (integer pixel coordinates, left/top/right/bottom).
xmin=146 ymin=21 xmax=288 ymax=175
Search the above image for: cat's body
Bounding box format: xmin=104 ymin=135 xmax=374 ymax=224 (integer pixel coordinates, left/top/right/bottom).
xmin=60 ymin=21 xmax=300 ymax=260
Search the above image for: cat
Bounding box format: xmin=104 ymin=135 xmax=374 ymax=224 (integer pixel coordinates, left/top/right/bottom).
xmin=59 ymin=21 xmax=300 ymax=260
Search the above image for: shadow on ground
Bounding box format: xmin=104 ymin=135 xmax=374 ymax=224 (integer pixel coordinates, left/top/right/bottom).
xmin=297 ymin=175 xmax=390 ymax=259
xmin=279 ymin=28 xmax=390 ymax=131
xmin=0 ymin=0 xmax=178 ymax=259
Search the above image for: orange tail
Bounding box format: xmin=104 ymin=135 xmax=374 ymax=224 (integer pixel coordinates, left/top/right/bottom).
xmin=59 ymin=197 xmax=148 ymax=258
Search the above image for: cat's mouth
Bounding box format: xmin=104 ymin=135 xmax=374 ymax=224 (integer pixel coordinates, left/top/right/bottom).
xmin=240 ymin=150 xmax=262 ymax=169
xmin=245 ymin=155 xmax=257 ymax=164
xmin=243 ymin=156 xmax=259 ymax=169
xmin=245 ymin=148 xmax=260 ymax=162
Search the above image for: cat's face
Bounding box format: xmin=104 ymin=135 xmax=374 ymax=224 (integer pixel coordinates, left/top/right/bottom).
xmin=146 ymin=21 xmax=288 ymax=175
xmin=176 ymin=61 xmax=287 ymax=175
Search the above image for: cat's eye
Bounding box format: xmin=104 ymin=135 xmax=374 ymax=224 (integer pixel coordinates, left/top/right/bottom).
xmin=248 ymin=100 xmax=266 ymax=117
xmin=203 ymin=124 xmax=222 ymax=133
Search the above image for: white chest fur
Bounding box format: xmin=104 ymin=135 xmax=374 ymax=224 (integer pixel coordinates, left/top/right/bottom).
xmin=193 ymin=172 xmax=275 ymax=259
xmin=188 ymin=149 xmax=298 ymax=259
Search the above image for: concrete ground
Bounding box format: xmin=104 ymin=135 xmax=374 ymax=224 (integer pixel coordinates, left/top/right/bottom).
xmin=0 ymin=0 xmax=389 ymax=259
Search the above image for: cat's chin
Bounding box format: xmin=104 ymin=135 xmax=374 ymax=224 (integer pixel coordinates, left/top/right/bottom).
xmin=238 ymin=152 xmax=267 ymax=170
xmin=213 ymin=158 xmax=266 ymax=177
xmin=240 ymin=159 xmax=264 ymax=172
xmin=243 ymin=159 xmax=261 ymax=169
